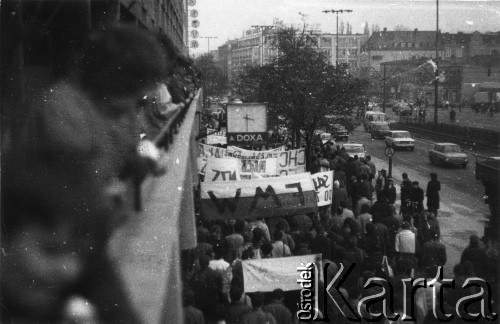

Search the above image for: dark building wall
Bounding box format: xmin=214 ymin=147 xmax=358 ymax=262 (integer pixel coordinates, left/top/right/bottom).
xmin=1 ymin=0 xmax=187 ymax=141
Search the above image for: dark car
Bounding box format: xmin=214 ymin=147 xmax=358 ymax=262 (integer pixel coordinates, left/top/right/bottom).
xmin=330 ymin=124 xmax=349 ymax=141
xmin=429 ymin=143 xmax=468 ymax=168
xmin=370 ymin=123 xmax=391 ymax=139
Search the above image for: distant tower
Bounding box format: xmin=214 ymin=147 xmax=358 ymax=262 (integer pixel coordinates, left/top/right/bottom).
xmin=364 ymin=21 xmax=370 ymax=34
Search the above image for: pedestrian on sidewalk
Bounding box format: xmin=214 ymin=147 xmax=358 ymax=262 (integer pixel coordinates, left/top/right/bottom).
xmin=426 ymin=173 xmax=441 ymax=215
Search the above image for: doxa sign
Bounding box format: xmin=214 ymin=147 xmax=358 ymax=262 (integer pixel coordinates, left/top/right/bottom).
xmin=227 ymin=132 xmax=268 ymax=145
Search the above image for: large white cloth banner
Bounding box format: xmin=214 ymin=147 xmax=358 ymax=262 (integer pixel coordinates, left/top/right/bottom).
xmin=206 ymin=129 xmax=227 ymax=145
xmin=312 ymin=171 xmax=334 ymax=207
xmin=204 ymin=157 xmax=241 ymax=182
xmin=242 ymin=255 xmax=321 ymax=292
xmin=200 ymin=172 xmax=318 ymax=220
xmin=198 ymin=144 xmax=306 ymax=177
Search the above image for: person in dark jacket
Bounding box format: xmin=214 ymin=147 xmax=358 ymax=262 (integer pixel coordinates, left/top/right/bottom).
xmin=400 ymin=173 xmax=412 ymax=214
xmin=420 ymin=232 xmax=447 ymax=274
xmin=426 ymin=173 xmax=441 ymax=215
xmin=383 ymin=178 xmax=397 ymax=204
xmin=409 ymin=181 xmax=424 ymax=214
xmin=460 ymin=235 xmax=488 ymax=279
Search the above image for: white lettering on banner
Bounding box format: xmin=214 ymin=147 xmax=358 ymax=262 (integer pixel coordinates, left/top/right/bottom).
xmin=198 ymin=144 xmax=306 ymax=176
xmin=206 ymin=128 xmax=227 ymax=145
xmin=312 ymin=171 xmax=334 ymax=207
xmin=204 ymin=157 xmax=241 ymax=182
xmin=201 ymin=172 xmax=315 ymax=200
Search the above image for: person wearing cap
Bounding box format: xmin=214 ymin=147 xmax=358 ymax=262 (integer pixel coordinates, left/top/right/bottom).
xmin=241 ymin=292 xmax=277 ymax=324
xmin=460 ymin=234 xmax=488 ymax=279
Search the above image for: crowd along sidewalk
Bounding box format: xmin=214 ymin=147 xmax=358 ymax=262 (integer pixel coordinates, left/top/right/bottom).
xmin=370 ymin=155 xmax=488 ymax=278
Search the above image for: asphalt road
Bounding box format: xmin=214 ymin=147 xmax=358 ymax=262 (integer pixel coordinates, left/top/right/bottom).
xmin=345 ymin=127 xmax=490 ymax=278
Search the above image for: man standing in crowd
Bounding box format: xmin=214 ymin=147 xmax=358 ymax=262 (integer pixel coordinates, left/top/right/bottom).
xmin=263 ymin=289 xmax=293 ymax=324
xmin=395 ymin=222 xmax=418 ymax=269
xmin=331 ymin=180 xmax=348 ymax=217
xmin=410 ymin=181 xmax=425 ymax=214
xmin=400 ymin=173 xmax=412 ymax=214
xmin=420 ymin=232 xmax=447 ymax=273
xmin=426 ymin=173 xmax=441 ymax=215
xmin=383 ymin=178 xmax=397 ymax=204
xmin=366 ymin=155 xmax=376 ymax=183
xmin=461 ymin=234 xmax=488 ymax=279
xmin=241 ymin=293 xmax=276 ymax=324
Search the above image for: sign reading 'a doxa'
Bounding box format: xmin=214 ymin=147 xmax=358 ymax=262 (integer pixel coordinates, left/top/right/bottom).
xmin=200 ymin=173 xmax=318 ymax=220
xmin=227 ymin=132 xmax=268 ymax=145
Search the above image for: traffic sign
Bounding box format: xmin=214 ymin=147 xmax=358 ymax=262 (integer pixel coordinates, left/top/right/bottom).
xmin=188 ymin=0 xmax=196 ymax=6
xmin=190 ymin=40 xmax=199 ymax=48
xmin=191 ymin=19 xmax=200 ymax=28
xmin=190 ymin=30 xmax=199 ymax=38
xmin=385 ymin=147 xmax=395 ymax=157
xmin=190 ymin=9 xmax=199 ymax=18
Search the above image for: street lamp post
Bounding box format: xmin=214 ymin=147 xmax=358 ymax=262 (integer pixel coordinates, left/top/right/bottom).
xmin=251 ymin=25 xmax=274 ymax=66
xmin=322 ymin=9 xmax=353 ymax=67
xmin=434 ymin=0 xmax=439 ymax=124
xmin=200 ymin=36 xmax=218 ymax=53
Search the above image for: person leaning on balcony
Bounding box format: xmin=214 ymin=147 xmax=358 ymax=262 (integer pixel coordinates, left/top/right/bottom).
xmin=1 ymin=25 xmax=170 ymax=323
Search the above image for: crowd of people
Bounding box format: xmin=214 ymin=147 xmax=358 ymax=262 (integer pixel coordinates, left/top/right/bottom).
xmin=186 ymin=142 xmax=499 ymax=324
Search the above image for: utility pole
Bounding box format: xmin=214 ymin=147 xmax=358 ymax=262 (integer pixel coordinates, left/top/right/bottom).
xmin=322 ymin=9 xmax=353 ymax=67
xmin=383 ymin=64 xmax=387 ymax=113
xmin=434 ymin=0 xmax=439 ymax=124
xmin=200 ymin=36 xmax=218 ymax=53
xmin=251 ymin=25 xmax=274 ymax=66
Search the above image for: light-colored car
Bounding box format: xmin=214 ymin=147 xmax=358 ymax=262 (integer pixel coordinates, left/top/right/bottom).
xmin=385 ymin=130 xmax=415 ymax=151
xmin=342 ymin=143 xmax=366 ymax=159
xmin=318 ymin=133 xmax=336 ymax=145
xmin=363 ymin=111 xmax=388 ymax=132
xmin=429 ymin=143 xmax=468 ymax=168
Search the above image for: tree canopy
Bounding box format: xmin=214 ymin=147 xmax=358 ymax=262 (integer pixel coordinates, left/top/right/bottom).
xmin=234 ymin=27 xmax=368 ymax=151
xmin=194 ymin=53 xmax=227 ymax=102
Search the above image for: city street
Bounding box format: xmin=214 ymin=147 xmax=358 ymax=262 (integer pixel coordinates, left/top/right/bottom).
xmin=348 ymin=127 xmax=490 ymax=277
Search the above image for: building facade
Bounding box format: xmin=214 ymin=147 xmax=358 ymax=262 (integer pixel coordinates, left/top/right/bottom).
xmin=220 ymin=25 xmax=369 ymax=82
xmin=361 ymin=29 xmax=445 ymax=72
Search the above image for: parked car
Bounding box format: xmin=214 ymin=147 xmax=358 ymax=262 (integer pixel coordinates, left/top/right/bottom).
xmin=385 ymin=130 xmax=415 ymax=151
xmin=341 ymin=143 xmax=366 ymax=159
xmin=329 ymin=124 xmax=349 ymax=141
xmin=370 ymin=123 xmax=392 ymax=139
xmin=314 ymin=131 xmax=336 ymax=146
xmin=363 ymin=111 xmax=388 ymax=132
xmin=429 ymin=143 xmax=468 ymax=168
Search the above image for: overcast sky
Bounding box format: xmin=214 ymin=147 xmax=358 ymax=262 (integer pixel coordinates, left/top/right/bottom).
xmin=189 ymin=0 xmax=500 ymax=54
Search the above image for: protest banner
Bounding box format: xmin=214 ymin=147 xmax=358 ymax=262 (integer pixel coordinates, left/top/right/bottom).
xmin=198 ymin=144 xmax=306 ymax=176
xmin=204 ymin=157 xmax=240 ymax=182
xmin=200 ymin=173 xmax=318 ymax=220
xmin=206 ymin=129 xmax=227 ymax=145
xmin=239 ymin=158 xmax=278 ymax=179
xmin=242 ymin=255 xmax=321 ymax=292
xmin=312 ymin=171 xmax=334 ymax=207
